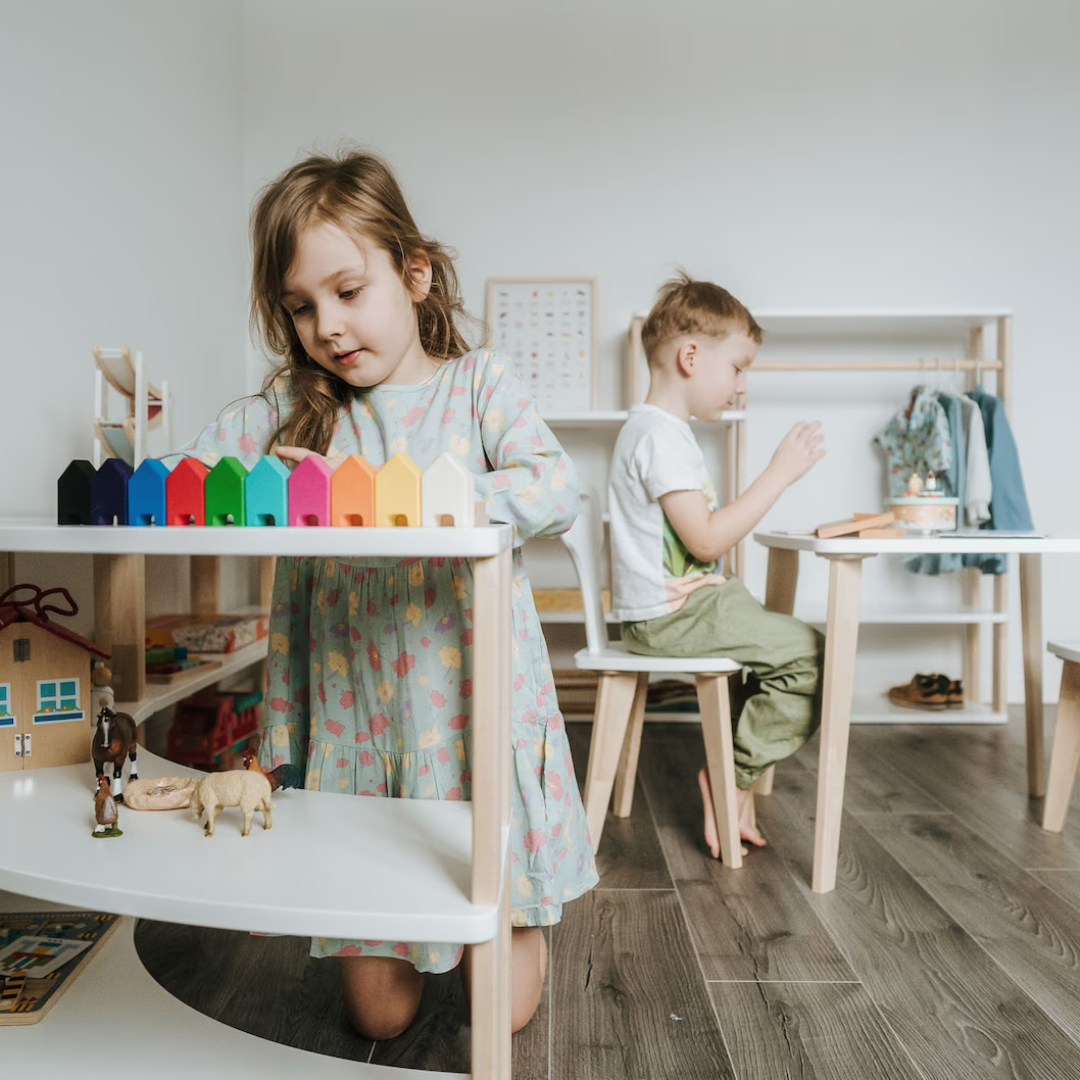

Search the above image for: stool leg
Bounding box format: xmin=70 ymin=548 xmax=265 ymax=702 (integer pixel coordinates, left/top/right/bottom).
xmin=696 ymin=673 xmax=742 ymax=869
xmin=613 ymin=672 xmax=648 ymax=818
xmin=1043 ymin=661 xmax=1080 ymax=832
xmin=583 ymin=672 xmax=638 ymax=850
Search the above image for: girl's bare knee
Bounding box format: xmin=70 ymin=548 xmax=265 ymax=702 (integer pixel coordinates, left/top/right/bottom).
xmin=339 ymin=955 xmax=424 ymax=1040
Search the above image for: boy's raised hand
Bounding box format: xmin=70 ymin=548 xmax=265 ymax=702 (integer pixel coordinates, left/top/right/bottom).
xmin=769 ymin=421 xmax=825 ymax=486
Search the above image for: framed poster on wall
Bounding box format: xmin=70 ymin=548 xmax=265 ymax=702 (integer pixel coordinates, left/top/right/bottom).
xmin=485 ymin=277 xmax=598 ymax=415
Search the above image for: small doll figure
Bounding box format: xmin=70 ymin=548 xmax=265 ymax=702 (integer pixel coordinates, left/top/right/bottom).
xmin=906 ymin=472 xmax=924 ymax=497
xmin=91 ymin=660 xmax=115 ymax=716
xmin=93 ymin=774 xmax=123 ymax=838
xmin=925 ymin=470 xmax=938 ymax=493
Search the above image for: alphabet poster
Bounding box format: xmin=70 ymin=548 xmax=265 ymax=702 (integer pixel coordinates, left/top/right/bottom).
xmin=486 ymin=278 xmax=597 ymax=415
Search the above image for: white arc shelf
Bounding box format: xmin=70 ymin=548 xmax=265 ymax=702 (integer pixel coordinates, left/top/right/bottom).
xmin=0 ymin=750 xmax=503 ymax=944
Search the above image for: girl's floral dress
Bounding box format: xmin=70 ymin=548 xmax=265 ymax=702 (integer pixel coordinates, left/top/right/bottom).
xmin=172 ymin=349 xmax=597 ymax=972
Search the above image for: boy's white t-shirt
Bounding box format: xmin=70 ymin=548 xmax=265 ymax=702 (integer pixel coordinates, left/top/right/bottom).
xmin=608 ymin=405 xmax=725 ymax=622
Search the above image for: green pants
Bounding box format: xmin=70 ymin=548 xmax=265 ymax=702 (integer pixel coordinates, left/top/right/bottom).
xmin=621 ymin=578 xmax=824 ymax=789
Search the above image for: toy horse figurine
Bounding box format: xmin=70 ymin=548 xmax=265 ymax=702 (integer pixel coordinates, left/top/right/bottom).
xmin=92 ymin=706 xmax=139 ymax=803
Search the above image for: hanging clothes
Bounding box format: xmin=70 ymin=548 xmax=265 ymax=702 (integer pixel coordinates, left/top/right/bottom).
xmin=873 ymin=386 xmax=954 ymax=497
xmin=958 ymin=395 xmax=991 ymax=526
xmin=962 ymin=387 xmax=1034 ymax=575
xmin=905 ymin=390 xmax=966 ymax=575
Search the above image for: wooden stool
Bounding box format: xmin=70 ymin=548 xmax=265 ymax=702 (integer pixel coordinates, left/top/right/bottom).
xmin=1043 ymin=641 xmax=1080 ymax=832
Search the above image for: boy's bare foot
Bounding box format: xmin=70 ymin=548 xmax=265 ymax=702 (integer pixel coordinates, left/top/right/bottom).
xmin=697 ymin=766 xmax=768 ymax=860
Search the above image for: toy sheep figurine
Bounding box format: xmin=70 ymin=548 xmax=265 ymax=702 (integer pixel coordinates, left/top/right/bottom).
xmin=189 ymin=769 xmax=273 ymax=837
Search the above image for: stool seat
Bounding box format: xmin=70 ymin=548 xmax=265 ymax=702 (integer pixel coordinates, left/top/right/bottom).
xmin=573 ymin=643 xmax=741 ymax=675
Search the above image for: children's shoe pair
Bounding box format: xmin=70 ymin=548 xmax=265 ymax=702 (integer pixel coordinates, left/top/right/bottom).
xmin=887 ymin=673 xmax=963 ymax=711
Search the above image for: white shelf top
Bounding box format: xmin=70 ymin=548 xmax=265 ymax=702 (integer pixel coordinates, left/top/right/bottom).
xmin=115 ymin=638 xmax=269 ymax=725
xmin=0 ymin=892 xmax=461 ymax=1079
xmin=0 ymin=750 xmax=501 ymax=944
xmin=0 ymin=519 xmax=513 ymax=558
xmin=633 ymin=308 xmax=1011 ymax=330
xmin=755 ymin=530 xmax=1080 ymax=555
xmin=542 ymin=410 xmax=744 ymax=426
xmin=803 ymin=609 xmax=1008 ymax=626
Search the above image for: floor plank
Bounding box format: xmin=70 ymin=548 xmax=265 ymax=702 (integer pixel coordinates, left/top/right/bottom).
xmin=1030 ymin=870 xmax=1080 ymax=911
xmin=759 ymin=769 xmax=1080 ymax=1079
xmin=567 ymin=720 xmax=672 ymax=890
xmin=638 ymin=726 xmax=858 ymax=983
xmin=863 ymin=812 xmax=1080 ymax=1046
xmin=550 ymin=888 xmax=735 ymax=1079
xmin=708 ymin=981 xmax=922 ymax=1080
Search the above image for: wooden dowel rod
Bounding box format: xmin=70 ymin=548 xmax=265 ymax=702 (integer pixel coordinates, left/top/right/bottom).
xmin=753 ymin=359 xmax=1005 ymax=372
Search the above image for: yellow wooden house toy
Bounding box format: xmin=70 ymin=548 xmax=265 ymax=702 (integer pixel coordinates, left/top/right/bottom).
xmin=0 ymin=585 xmax=108 ymax=773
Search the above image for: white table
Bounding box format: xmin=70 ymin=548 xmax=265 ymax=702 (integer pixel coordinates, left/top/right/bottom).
xmin=753 ymin=530 xmax=1080 ymax=894
xmin=0 ymin=521 xmax=515 ymax=1079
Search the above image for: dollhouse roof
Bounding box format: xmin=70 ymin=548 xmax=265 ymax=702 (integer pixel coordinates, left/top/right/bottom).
xmin=0 ymin=604 xmax=109 ymax=659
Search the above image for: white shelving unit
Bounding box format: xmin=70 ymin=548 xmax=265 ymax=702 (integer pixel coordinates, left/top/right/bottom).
xmin=0 ymin=521 xmax=515 ymax=1079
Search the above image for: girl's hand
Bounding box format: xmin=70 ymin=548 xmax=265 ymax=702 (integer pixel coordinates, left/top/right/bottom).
xmin=768 ymin=422 xmax=826 ymax=487
xmin=274 ymin=445 xmax=331 ymax=467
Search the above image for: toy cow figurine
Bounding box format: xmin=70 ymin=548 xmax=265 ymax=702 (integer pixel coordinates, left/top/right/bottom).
xmin=92 ymin=706 xmax=139 ymax=802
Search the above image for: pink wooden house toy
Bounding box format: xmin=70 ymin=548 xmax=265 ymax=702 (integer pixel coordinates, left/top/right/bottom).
xmin=288 ymin=455 xmax=333 ymax=526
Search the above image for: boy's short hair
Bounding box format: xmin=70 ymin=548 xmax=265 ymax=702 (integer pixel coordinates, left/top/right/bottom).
xmin=641 ymin=272 xmax=763 ymax=365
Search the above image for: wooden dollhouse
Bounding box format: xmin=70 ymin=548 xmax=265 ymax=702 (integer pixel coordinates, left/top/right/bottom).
xmin=0 ymin=586 xmax=108 ymax=773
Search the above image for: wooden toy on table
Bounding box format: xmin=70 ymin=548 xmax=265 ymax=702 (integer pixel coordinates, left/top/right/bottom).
xmin=128 ymin=458 xmax=169 ymax=526
xmin=91 ymin=458 xmax=132 ymax=525
xmin=0 ymin=585 xmax=109 ymax=774
xmin=375 ymin=452 xmax=422 ymax=526
xmin=288 ymin=454 xmax=333 ymax=526
xmin=165 ymin=457 xmax=209 ymax=525
xmin=816 ymin=510 xmax=895 ymax=539
xmin=57 ymin=460 xmax=96 ymax=525
xmin=92 ymin=774 xmax=122 ymax=838
xmin=205 ymin=457 xmax=247 ymax=526
xmin=91 ymin=706 xmax=139 ymax=802
xmin=332 ymin=454 xmax=376 ymax=526
xmin=246 ymin=455 xmax=289 ymax=526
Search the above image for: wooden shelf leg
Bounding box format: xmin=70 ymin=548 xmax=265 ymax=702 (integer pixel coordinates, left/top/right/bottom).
xmin=993 ymin=570 xmax=1009 ymax=715
xmin=1019 ymin=552 xmax=1045 ymax=797
xmin=93 ymin=553 xmax=145 ymax=704
xmin=190 ymin=555 xmax=220 ymax=616
xmin=963 ymin=568 xmax=982 ymax=703
xmin=470 ymin=865 xmax=512 ymax=1079
xmin=813 ymin=555 xmax=865 ymax=894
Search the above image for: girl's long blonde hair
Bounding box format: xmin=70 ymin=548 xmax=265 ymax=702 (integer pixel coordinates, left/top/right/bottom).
xmin=251 ymin=150 xmax=472 ymax=453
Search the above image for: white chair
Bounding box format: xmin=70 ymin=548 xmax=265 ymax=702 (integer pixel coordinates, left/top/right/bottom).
xmin=1043 ymin=641 xmax=1080 ymax=832
xmin=560 ymin=493 xmax=747 ymax=867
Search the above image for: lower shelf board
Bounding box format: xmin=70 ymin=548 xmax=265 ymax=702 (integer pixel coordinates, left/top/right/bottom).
xmin=0 ymin=890 xmax=465 ymax=1079
xmin=0 ymin=750 xmax=502 ymax=944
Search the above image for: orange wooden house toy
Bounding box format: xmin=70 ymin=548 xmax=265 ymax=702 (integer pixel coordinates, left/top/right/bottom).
xmin=0 ymin=585 xmax=108 ymax=773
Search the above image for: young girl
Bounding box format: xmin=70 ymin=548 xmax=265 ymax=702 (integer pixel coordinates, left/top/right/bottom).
xmin=170 ymin=150 xmax=597 ymax=1038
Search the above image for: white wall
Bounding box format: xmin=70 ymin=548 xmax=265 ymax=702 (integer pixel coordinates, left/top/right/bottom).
xmin=241 ymin=0 xmax=1080 ymax=700
xmin=0 ymin=1 xmax=248 ymax=632
xmin=4 ymin=1 xmax=1078 ymax=700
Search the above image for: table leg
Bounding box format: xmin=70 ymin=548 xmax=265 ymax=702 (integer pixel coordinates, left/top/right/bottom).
xmin=1019 ymin=552 xmax=1045 ymax=797
xmin=813 ymin=555 xmax=865 ymax=894
xmin=760 ymin=547 xmax=800 ymax=795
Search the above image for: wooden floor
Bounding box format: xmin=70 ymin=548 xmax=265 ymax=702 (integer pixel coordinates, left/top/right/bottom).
xmin=135 ymin=707 xmax=1080 ymax=1078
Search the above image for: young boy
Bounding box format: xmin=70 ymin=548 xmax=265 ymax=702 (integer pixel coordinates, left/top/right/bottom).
xmin=608 ymin=274 xmax=825 ymax=857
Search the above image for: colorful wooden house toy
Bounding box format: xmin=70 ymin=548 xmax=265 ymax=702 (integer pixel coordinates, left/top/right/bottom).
xmin=205 ymin=457 xmax=248 ymax=526
xmin=331 ymin=454 xmax=376 ymax=527
xmin=57 ymin=460 xmax=96 ymax=525
xmin=0 ymin=585 xmax=108 ymax=774
xmin=422 ymin=452 xmax=477 ymax=527
xmin=288 ymin=455 xmax=333 ymax=527
xmin=166 ymin=457 xmax=208 ymax=525
xmin=91 ymin=458 xmax=133 ymax=525
xmin=375 ymin=453 xmax=422 ymax=527
xmin=246 ymin=456 xmax=290 ymax=527
xmin=128 ymin=458 xmax=169 ymax=526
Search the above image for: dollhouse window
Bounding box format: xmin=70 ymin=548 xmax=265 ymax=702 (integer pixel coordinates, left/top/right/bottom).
xmin=35 ymin=679 xmax=82 ymax=719
xmin=0 ymin=683 xmax=11 ymax=726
